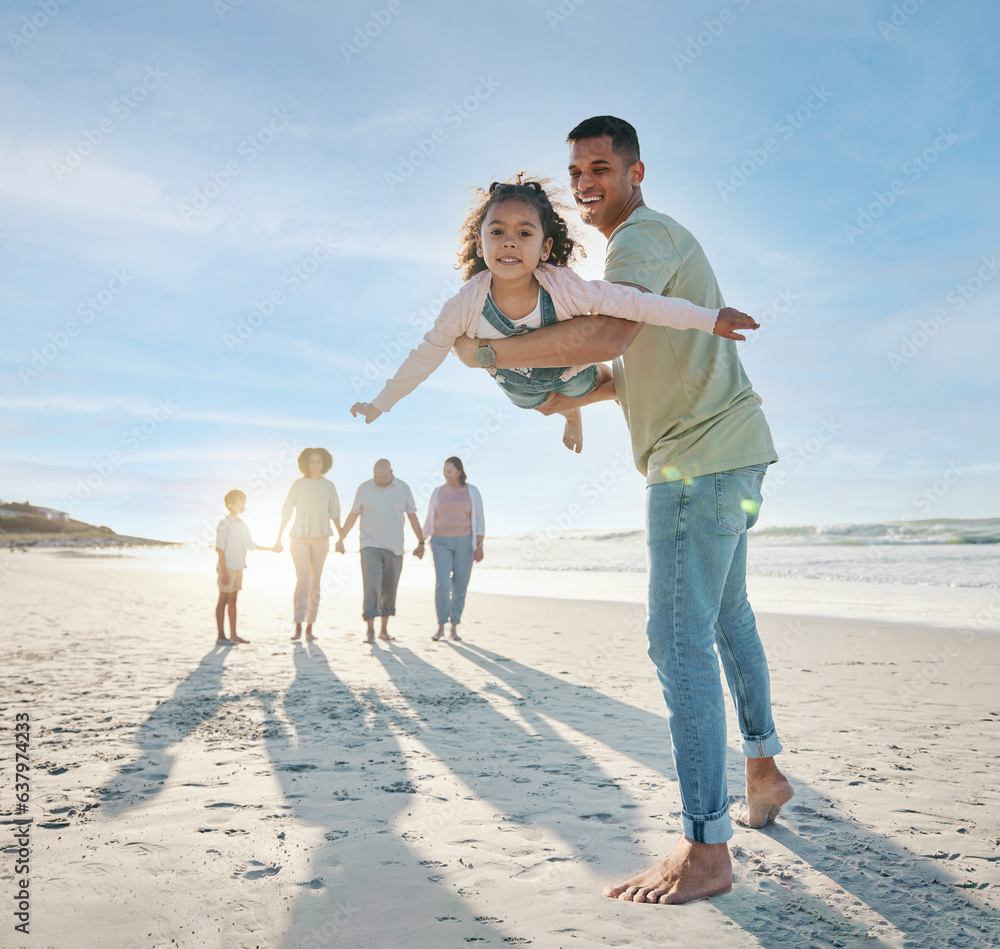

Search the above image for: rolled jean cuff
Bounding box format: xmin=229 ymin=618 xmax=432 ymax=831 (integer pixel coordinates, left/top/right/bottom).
xmin=683 ymin=805 xmax=733 ymax=845
xmin=741 ymin=726 xmax=782 ymax=759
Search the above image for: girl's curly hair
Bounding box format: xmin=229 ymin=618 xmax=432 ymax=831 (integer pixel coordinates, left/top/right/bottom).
xmin=455 ymin=173 xmax=583 ymax=281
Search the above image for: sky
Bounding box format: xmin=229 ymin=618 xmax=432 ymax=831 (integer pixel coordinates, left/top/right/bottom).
xmin=2 ymin=0 xmax=998 ymax=544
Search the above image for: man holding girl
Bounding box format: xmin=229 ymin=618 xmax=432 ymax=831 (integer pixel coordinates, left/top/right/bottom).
xmin=454 ymin=115 xmax=793 ymax=906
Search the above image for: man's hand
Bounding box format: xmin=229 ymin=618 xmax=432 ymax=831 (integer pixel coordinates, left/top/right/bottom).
xmin=713 ymin=307 xmax=760 ymax=341
xmin=413 ymin=542 xmax=425 ymax=560
xmin=350 ymin=402 xmax=383 ymax=423
xmin=220 ymin=569 xmax=231 ymax=585
xmin=334 ymin=539 xmax=345 ymax=555
xmin=535 ymin=391 xmax=580 ymax=417
xmin=453 ymin=336 xmax=479 ymax=367
xmin=272 ymin=543 xmax=283 ymax=553
xmin=473 ymin=545 xmax=484 ymax=563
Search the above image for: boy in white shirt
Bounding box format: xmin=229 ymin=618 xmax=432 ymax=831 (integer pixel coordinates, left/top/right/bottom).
xmin=215 ymin=489 xmax=281 ymax=644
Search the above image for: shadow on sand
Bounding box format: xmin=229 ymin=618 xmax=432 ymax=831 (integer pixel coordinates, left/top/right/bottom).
xmin=100 ymin=636 xmax=998 ymax=947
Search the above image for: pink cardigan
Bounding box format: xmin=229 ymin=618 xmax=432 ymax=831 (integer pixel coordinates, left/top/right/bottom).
xmin=371 ymin=263 xmax=720 ymax=413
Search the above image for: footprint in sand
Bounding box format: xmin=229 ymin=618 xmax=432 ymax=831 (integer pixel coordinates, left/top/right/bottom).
xmin=238 ymin=861 xmax=281 ymax=880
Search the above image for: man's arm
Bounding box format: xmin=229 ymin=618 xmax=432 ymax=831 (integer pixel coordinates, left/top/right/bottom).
xmin=535 ymin=371 xmax=618 ymax=417
xmin=453 ymin=313 xmax=643 ymax=369
xmin=406 ymin=511 xmax=425 ymax=558
xmin=453 ymin=281 xmax=652 ymax=369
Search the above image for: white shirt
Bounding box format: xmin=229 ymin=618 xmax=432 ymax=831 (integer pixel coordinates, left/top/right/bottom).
xmin=349 ymin=477 xmax=416 ymax=557
xmin=215 ymin=515 xmax=255 ymax=570
xmin=475 ymin=291 xmax=542 ymax=339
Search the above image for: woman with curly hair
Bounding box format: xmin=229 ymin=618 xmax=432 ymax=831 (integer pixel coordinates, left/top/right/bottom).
xmin=350 ymin=175 xmax=758 ymax=452
xmin=274 ymin=447 xmax=344 ymax=642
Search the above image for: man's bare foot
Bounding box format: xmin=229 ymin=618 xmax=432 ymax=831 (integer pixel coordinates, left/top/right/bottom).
xmin=364 ymin=634 xmax=375 ymax=644
xmin=604 ymin=837 xmax=732 ymax=905
xmin=449 ymin=627 xmax=461 ymax=641
xmin=431 ymin=629 xmax=444 ymax=641
xmin=738 ymin=756 xmax=794 ymax=828
xmin=228 ymin=635 xmax=249 ymax=644
xmin=562 ymin=408 xmax=583 ymax=453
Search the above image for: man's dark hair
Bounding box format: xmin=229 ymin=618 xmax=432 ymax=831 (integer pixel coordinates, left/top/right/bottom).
xmin=566 ymin=115 xmax=640 ymax=167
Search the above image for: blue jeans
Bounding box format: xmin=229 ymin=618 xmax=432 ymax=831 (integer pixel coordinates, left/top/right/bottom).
xmin=430 ymin=535 xmax=474 ymax=625
xmin=646 ymin=463 xmax=781 ymax=844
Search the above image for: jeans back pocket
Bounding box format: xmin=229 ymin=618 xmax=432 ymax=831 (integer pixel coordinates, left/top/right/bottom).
xmin=716 ymin=464 xmax=767 ymax=534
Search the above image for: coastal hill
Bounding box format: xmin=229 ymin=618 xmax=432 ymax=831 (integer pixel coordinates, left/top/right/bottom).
xmin=0 ymin=499 xmax=169 ymax=547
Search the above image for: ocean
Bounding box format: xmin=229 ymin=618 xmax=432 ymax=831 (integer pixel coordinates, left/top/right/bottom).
xmin=20 ymin=518 xmax=999 ymax=632
xmin=485 ymin=518 xmax=1000 ymax=589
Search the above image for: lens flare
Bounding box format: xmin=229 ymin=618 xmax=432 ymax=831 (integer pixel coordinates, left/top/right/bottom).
xmin=740 ymin=498 xmax=760 ymax=515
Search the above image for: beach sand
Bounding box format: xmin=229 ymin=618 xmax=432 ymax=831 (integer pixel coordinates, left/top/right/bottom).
xmin=1 ymin=550 xmax=998 ymax=948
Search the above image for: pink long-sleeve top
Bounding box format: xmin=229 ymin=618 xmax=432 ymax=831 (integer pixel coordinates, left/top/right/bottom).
xmin=370 ymin=263 xmax=720 ymax=413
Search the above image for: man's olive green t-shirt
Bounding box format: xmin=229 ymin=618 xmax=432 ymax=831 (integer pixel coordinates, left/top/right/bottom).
xmin=604 ymin=206 xmax=777 ymax=484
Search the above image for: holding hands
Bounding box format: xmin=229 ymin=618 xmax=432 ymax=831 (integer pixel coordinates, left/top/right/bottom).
xmin=350 ymin=402 xmax=383 ymax=424
xmin=713 ymin=307 xmax=760 ymax=341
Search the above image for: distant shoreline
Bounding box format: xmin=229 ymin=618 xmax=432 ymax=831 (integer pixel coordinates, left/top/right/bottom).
xmin=2 ymin=533 xmax=176 ymax=549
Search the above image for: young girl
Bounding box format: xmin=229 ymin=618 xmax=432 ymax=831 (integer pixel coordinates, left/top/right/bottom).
xmin=350 ymin=178 xmax=758 ymax=452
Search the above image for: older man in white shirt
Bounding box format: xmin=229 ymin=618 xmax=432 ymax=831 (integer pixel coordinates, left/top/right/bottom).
xmin=339 ymin=459 xmax=424 ymax=643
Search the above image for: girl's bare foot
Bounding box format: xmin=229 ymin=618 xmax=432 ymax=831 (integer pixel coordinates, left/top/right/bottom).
xmin=604 ymin=837 xmax=732 ymax=905
xmin=290 ymin=624 xmax=302 ymax=642
xmin=229 ymin=634 xmax=249 ymax=644
xmin=562 ymin=408 xmax=583 ymax=453
xmin=304 ymin=624 xmax=317 ymax=642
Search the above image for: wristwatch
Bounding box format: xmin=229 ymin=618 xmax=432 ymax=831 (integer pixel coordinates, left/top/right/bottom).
xmin=474 ymin=340 xmax=497 ymax=368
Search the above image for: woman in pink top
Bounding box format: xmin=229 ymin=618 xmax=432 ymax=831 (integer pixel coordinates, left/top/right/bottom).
xmin=423 ymin=456 xmax=485 ymax=641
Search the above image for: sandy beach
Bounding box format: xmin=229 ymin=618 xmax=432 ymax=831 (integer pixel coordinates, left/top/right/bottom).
xmin=2 ymin=549 xmax=998 ymax=948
